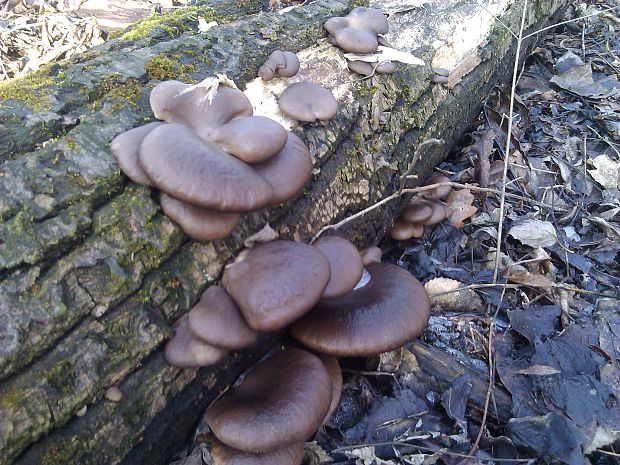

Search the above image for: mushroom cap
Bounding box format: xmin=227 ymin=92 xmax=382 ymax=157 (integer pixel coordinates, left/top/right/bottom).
xmin=139 ymin=123 xmax=273 ymax=212
xmin=149 ymin=80 xmax=253 ymax=142
xmin=421 ymin=174 xmax=451 ymax=200
xmin=432 ymin=66 xmax=450 ymax=77
xmin=401 ymin=203 xmax=433 ymax=223
xmin=313 ymin=236 xmax=364 ymax=300
xmin=210 ymin=438 xmax=304 ymax=465
xmin=253 ymin=132 xmax=313 ymax=205
xmin=412 ymin=198 xmax=449 ymax=225
xmin=278 ymin=82 xmax=338 ymax=123
xmin=346 ymin=6 xmax=389 ymax=35
xmin=110 ymin=122 xmax=163 ymax=186
xmin=160 ymin=194 xmax=240 ymax=242
xmin=204 ymin=348 xmax=333 ymax=453
xmin=210 ymin=116 xmax=288 ymax=164
xmin=389 ymin=218 xmax=421 ymax=240
xmin=291 ymin=263 xmax=431 ymax=356
xmin=258 ymin=50 xmax=300 ymax=81
xmin=222 ymin=240 xmax=331 ymax=331
xmin=359 ymin=246 xmax=382 ymax=266
xmin=164 ymin=314 xmax=227 ymax=368
xmin=347 ymin=60 xmax=396 ymax=76
xmin=331 ymin=27 xmax=379 ymax=54
xmin=188 ymin=286 xmax=258 ymax=350
xmin=317 ymin=354 xmax=343 ymax=424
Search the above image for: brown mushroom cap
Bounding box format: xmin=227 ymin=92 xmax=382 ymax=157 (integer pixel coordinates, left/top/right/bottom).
xmin=253 ymin=132 xmax=313 ymax=205
xmin=258 ymin=50 xmax=300 ymax=81
xmin=324 ymin=7 xmax=388 ymax=53
xmin=149 ymin=80 xmax=253 ymax=143
xmin=359 ymin=246 xmax=382 ymax=266
xmin=432 ymin=66 xmax=450 ymax=77
xmin=278 ymin=82 xmax=339 ymax=123
xmin=160 ymin=194 xmax=240 ymax=242
xmin=412 ymin=198 xmax=449 ymax=225
xmin=313 ymin=236 xmax=364 ymax=300
xmin=331 ymin=27 xmax=379 ymax=54
xmin=347 ymin=60 xmax=397 ymax=76
xmin=388 ymin=218 xmax=423 ymax=240
xmin=164 ymin=314 xmax=227 ymax=368
xmin=421 ymin=174 xmax=451 ymax=200
xmin=291 ymin=263 xmax=430 ymax=356
xmin=346 ymin=6 xmax=389 ymax=35
xmin=188 ymin=286 xmax=257 ymax=350
xmin=317 ymin=354 xmax=343 ymax=424
xmin=210 ymin=438 xmax=304 ymax=465
xmin=222 ymin=240 xmax=331 ymax=331
xmin=110 ymin=122 xmax=163 ymax=186
xmin=139 ymin=123 xmax=273 ymax=212
xmin=400 ymin=203 xmax=433 ymax=223
xmin=204 ymin=348 xmax=332 ymax=453
xmin=210 ymin=116 xmax=288 ymax=164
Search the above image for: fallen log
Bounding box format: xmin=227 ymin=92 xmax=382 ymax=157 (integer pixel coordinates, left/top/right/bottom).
xmin=0 ymin=0 xmax=568 ymax=464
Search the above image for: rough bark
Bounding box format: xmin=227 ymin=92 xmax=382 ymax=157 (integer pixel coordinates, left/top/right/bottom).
xmin=0 ymin=0 xmax=568 ymax=464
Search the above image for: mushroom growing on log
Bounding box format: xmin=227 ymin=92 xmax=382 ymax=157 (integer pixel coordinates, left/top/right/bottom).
xmin=0 ymin=0 xmax=570 ymax=463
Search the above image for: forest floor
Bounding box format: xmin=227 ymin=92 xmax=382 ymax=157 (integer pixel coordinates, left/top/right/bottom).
xmin=2 ymin=0 xmax=619 ymax=464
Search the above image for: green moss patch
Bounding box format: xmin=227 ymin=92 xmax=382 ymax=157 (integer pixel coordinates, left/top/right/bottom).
xmin=0 ymin=66 xmax=58 ymax=111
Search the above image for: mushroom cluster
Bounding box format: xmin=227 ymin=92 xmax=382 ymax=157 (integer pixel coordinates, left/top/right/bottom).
xmin=110 ymin=78 xmax=313 ymax=241
xmin=164 ymin=236 xmax=430 ymax=367
xmin=164 ymin=236 xmax=429 ymax=465
xmin=389 ymin=174 xmax=452 ymax=240
xmin=324 ymin=6 xmax=396 ymax=77
xmin=203 ymin=348 xmax=342 ymax=465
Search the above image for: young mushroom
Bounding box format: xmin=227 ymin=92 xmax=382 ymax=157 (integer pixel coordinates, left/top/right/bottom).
xmin=164 ymin=314 xmax=227 ymax=368
xmin=313 ymin=235 xmax=364 ymax=300
xmin=109 ymin=122 xmax=163 ymax=186
xmin=389 ymin=174 xmax=452 ymax=241
xmin=204 ymin=348 xmax=333 ymax=453
xmin=347 ymin=60 xmax=397 ymax=77
xmin=278 ymin=82 xmax=339 ymax=123
xmin=188 ymin=286 xmax=258 ymax=350
xmin=258 ymin=50 xmax=300 ymax=81
xmin=222 ymin=240 xmax=331 ymax=331
xmin=291 ymin=263 xmax=430 ymax=356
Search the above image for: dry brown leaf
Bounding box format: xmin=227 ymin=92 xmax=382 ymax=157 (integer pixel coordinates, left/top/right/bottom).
xmin=516 ymin=365 xmax=561 ymax=376
xmin=502 ymin=265 xmax=554 ymax=288
xmin=446 ymin=189 xmax=477 ymax=227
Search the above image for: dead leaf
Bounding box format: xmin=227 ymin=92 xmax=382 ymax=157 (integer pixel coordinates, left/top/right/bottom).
xmin=588 ymin=154 xmax=620 ymax=190
xmin=243 ymin=223 xmax=279 ymax=247
xmin=516 ymin=365 xmax=562 ymax=376
xmin=508 ymin=219 xmax=558 ymax=248
xmin=446 ymin=189 xmax=477 ymax=227
xmin=503 ymin=265 xmax=554 ymax=288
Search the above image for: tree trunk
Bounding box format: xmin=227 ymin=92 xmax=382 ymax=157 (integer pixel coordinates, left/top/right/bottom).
xmin=0 ymin=0 xmax=568 ymax=464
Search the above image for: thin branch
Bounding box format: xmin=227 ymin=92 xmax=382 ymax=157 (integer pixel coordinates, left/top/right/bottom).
xmin=492 ymin=0 xmax=528 ymax=284
xmin=522 ymin=4 xmax=620 ymax=40
xmin=310 ymin=180 xmax=567 ymax=244
xmin=332 ymin=441 xmax=533 ymax=462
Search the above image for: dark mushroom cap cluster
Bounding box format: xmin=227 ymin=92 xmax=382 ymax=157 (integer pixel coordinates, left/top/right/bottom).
xmin=204 ymin=348 xmax=342 ymax=464
xmin=110 ymin=79 xmax=312 ymax=242
xmin=258 ymin=50 xmax=300 ymax=81
xmin=164 ymin=286 xmax=258 ymax=368
xmin=324 ymin=6 xmax=396 ymax=77
xmin=389 ymin=174 xmax=452 ymax=241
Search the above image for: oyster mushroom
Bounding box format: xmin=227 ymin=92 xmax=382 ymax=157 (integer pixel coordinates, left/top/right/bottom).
xmin=291 ymin=263 xmax=430 ymax=356
xmin=258 ymin=50 xmax=300 ymax=81
xmin=204 ymin=348 xmax=333 ymax=453
xmin=278 ymin=82 xmax=339 ymax=123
